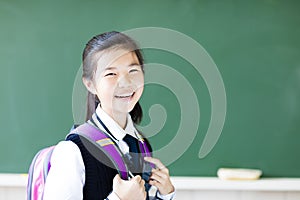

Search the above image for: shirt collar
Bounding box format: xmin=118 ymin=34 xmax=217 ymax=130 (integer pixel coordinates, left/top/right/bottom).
xmin=93 ymin=105 xmax=138 ymax=141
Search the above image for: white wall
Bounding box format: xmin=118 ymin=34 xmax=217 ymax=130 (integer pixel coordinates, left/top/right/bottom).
xmin=1 ymin=174 xmax=300 ymax=200
xmin=171 ymin=177 xmax=300 ymax=200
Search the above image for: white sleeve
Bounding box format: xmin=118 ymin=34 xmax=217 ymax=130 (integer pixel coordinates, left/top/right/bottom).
xmin=156 ymin=190 xmax=176 ymax=200
xmin=106 ymin=191 xmax=121 ymax=200
xmin=43 ymin=141 xmax=85 ymax=200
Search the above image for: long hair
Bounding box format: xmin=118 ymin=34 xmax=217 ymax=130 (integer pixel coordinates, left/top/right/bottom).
xmin=82 ymin=31 xmax=144 ymax=124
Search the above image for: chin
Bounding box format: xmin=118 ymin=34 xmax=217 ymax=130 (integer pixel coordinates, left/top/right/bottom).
xmin=112 ymin=104 xmax=136 ymax=115
xmin=125 ymin=105 xmax=136 ymax=113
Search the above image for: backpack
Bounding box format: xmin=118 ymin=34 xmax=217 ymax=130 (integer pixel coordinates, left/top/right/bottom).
xmin=27 ymin=123 xmax=153 ymax=200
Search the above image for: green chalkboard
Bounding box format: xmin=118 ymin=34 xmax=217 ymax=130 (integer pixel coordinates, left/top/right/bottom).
xmin=0 ymin=0 xmax=300 ymax=177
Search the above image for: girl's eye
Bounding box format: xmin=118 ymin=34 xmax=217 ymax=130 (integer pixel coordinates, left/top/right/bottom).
xmin=104 ymin=72 xmax=116 ymax=77
xmin=129 ymin=69 xmax=138 ymax=73
xmin=129 ymin=65 xmax=142 ymax=73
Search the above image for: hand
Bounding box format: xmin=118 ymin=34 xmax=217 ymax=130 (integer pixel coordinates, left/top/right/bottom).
xmin=113 ymin=174 xmax=146 ymax=200
xmin=144 ymin=157 xmax=175 ymax=195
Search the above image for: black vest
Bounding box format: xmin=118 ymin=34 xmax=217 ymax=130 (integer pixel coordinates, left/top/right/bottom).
xmin=67 ymin=134 xmax=152 ymax=200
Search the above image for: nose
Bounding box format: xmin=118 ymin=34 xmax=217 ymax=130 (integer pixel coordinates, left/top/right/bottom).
xmin=118 ymin=74 xmax=132 ymax=88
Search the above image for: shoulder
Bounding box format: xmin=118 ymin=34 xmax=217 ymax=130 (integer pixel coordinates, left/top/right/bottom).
xmin=44 ymin=141 xmax=85 ymax=200
xmin=51 ymin=140 xmax=84 ymax=168
xmin=53 ymin=140 xmax=81 ymax=155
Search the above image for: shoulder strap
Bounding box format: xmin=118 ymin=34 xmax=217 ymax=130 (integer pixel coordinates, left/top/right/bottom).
xmin=136 ymin=133 xmax=155 ymax=169
xmin=137 ymin=137 xmax=151 ymax=157
xmin=135 ymin=134 xmax=155 ymax=190
xmin=68 ymin=123 xmax=129 ymax=180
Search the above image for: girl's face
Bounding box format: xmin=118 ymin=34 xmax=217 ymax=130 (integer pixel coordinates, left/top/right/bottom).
xmin=88 ymin=50 xmax=144 ymax=118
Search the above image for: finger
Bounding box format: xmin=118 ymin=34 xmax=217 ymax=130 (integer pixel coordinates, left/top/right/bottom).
xmin=113 ymin=174 xmax=121 ymax=183
xmin=151 ymin=169 xmax=169 ymax=179
xmin=149 ymin=179 xmax=162 ymax=188
xmin=144 ymin=157 xmax=166 ymax=170
xmin=133 ymin=175 xmax=142 ymax=182
xmin=140 ymin=179 xmax=145 ymax=186
xmin=150 ymin=171 xmax=169 ymax=184
xmin=149 ymin=177 xmax=175 ymax=195
xmin=142 ymin=190 xmax=147 ymax=199
xmin=153 ymin=166 xmax=169 ymax=174
xmin=151 ymin=165 xmax=169 ymax=175
xmin=150 ymin=172 xmax=163 ymax=183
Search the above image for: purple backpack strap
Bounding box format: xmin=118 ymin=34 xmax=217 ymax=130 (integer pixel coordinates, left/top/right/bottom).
xmin=70 ymin=123 xmax=129 ymax=180
xmin=138 ymin=140 xmax=151 ymax=157
xmin=138 ymin=139 xmax=155 ymax=169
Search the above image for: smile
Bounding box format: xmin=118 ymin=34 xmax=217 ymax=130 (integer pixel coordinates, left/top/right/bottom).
xmin=115 ymin=92 xmax=135 ymax=99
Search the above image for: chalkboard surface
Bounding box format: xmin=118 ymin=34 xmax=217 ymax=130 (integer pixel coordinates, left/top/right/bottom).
xmin=0 ymin=0 xmax=299 ymax=177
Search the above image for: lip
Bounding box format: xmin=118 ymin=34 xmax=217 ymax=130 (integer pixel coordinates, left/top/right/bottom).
xmin=114 ymin=92 xmax=135 ymax=100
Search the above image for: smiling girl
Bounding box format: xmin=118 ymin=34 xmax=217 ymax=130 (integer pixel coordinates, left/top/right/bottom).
xmin=43 ymin=31 xmax=175 ymax=200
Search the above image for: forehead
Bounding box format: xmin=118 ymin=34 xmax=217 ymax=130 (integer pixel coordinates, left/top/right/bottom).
xmin=95 ymin=49 xmax=139 ymax=72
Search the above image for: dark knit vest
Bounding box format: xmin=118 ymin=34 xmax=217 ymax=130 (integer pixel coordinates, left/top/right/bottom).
xmin=67 ymin=133 xmax=153 ymax=200
xmin=67 ymin=134 xmax=117 ymax=200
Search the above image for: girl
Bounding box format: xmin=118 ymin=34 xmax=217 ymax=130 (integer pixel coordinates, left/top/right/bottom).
xmin=43 ymin=31 xmax=175 ymax=200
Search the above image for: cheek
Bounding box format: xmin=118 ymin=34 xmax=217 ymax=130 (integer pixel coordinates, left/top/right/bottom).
xmin=134 ymin=76 xmax=144 ymax=99
xmin=134 ymin=73 xmax=144 ymax=89
xmin=95 ymin=79 xmax=116 ymax=100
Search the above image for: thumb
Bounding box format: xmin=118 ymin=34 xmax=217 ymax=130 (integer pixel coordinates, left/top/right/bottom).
xmin=132 ymin=175 xmax=142 ymax=182
xmin=113 ymin=174 xmax=121 ymax=183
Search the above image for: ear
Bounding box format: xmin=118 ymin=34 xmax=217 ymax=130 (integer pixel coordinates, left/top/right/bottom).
xmin=82 ymin=77 xmax=97 ymax=94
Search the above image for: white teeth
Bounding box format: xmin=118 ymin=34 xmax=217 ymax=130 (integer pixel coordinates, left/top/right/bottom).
xmin=115 ymin=93 xmax=134 ymax=98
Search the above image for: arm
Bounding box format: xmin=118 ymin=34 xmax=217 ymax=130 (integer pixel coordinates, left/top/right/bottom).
xmin=43 ymin=141 xmax=85 ymax=200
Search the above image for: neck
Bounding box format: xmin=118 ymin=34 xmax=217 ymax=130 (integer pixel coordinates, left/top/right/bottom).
xmin=108 ymin=110 xmax=127 ymax=129
xmin=114 ymin=113 xmax=127 ymax=129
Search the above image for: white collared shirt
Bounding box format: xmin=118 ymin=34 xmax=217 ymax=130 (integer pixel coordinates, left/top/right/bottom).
xmin=91 ymin=106 xmax=140 ymax=155
xmin=43 ymin=106 xmax=174 ymax=200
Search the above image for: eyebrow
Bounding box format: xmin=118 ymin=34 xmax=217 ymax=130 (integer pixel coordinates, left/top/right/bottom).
xmin=104 ymin=62 xmax=141 ymax=71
